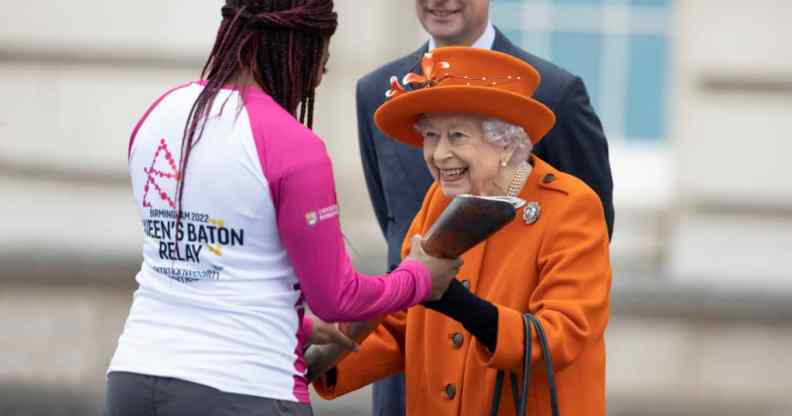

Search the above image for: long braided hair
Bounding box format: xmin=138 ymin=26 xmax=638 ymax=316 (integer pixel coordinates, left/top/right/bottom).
xmin=175 ymin=0 xmax=337 ymax=224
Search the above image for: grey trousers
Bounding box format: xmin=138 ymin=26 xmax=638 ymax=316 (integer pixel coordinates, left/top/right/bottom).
xmin=105 ymin=372 xmax=313 ymax=416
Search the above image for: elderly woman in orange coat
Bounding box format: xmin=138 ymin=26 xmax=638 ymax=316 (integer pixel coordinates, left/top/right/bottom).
xmin=312 ymin=47 xmax=611 ymax=416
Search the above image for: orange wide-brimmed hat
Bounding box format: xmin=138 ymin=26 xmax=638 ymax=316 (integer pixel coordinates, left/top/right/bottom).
xmin=375 ymin=47 xmax=556 ymax=148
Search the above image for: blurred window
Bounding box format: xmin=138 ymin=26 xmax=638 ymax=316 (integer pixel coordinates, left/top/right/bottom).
xmin=493 ymin=0 xmax=671 ymax=143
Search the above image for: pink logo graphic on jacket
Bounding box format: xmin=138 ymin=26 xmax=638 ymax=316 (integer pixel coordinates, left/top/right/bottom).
xmin=143 ymin=138 xmax=181 ymax=209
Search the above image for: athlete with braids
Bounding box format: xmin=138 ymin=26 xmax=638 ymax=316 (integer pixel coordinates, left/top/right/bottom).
xmin=105 ymin=1 xmax=461 ymax=415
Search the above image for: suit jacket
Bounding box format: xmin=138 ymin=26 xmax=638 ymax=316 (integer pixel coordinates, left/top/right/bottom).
xmin=316 ymin=156 xmax=612 ymax=416
xmin=356 ymin=27 xmax=614 ymax=271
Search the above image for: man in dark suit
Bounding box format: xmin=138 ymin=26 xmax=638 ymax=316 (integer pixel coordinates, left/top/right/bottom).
xmin=356 ymin=1 xmax=614 ymax=415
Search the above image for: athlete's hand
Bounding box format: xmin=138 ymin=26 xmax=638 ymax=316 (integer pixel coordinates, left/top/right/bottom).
xmin=404 ymin=234 xmax=463 ymax=301
xmin=307 ymin=314 xmax=359 ymax=352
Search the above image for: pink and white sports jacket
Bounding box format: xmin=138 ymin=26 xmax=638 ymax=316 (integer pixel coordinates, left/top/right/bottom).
xmin=108 ymin=81 xmax=431 ymax=403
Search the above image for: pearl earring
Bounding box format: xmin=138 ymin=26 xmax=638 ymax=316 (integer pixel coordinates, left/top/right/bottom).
xmin=500 ymin=160 xmax=507 ymax=167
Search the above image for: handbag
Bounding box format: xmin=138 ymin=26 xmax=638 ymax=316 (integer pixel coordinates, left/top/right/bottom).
xmin=490 ymin=314 xmax=560 ymax=416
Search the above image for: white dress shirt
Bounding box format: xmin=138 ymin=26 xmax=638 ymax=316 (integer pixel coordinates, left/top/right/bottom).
xmin=428 ymin=19 xmax=496 ymax=51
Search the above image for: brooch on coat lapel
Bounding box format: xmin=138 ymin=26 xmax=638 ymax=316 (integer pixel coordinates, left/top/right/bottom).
xmin=523 ymin=202 xmax=541 ymax=224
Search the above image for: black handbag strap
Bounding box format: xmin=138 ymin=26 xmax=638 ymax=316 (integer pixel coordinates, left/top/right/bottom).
xmin=489 ymin=369 xmax=505 ymax=415
xmin=526 ymin=314 xmax=559 ymax=415
xmin=489 ymin=313 xmax=559 ymax=416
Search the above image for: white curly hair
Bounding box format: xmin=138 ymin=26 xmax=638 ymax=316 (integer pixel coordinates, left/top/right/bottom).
xmin=481 ymin=117 xmax=533 ymax=166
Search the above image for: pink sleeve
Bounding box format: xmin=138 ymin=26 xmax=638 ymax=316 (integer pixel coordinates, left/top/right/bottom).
xmin=247 ymin=94 xmax=432 ymax=322
xmin=274 ymin=150 xmax=431 ymax=321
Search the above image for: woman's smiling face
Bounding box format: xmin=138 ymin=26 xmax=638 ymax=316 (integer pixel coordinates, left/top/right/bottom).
xmin=418 ymin=113 xmax=508 ymax=197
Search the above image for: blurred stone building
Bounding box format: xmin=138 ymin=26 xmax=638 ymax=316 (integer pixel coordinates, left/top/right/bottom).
xmin=1 ymin=1 xmax=790 ymax=415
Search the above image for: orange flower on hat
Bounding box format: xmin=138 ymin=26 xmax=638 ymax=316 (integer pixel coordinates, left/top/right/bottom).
xmin=404 ymin=52 xmax=451 ymax=87
xmin=385 ymin=52 xmax=451 ymax=98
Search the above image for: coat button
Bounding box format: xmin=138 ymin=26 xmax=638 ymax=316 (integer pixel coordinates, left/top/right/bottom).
xmin=461 ymin=280 xmax=470 ymax=290
xmin=444 ymin=383 xmax=457 ymax=399
xmin=543 ymin=173 xmax=557 ymax=184
xmin=451 ymin=332 xmax=464 ymax=348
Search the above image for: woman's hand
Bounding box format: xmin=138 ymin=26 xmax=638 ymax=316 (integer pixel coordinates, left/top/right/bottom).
xmin=404 ymin=234 xmax=463 ymax=301
xmin=307 ymin=313 xmax=359 ymax=352
xmin=304 ymin=314 xmax=359 ymax=382
xmin=305 ymin=344 xmax=340 ymax=382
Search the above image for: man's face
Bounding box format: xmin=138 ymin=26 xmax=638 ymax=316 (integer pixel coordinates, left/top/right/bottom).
xmin=415 ymin=0 xmax=490 ymax=47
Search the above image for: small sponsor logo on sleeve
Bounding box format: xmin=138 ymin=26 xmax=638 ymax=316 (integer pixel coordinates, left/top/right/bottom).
xmin=305 ymin=204 xmax=338 ymax=227
xmin=318 ymin=204 xmax=339 ymax=221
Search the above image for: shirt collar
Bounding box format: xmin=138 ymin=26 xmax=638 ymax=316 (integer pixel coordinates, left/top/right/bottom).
xmin=428 ymin=20 xmax=496 ymax=51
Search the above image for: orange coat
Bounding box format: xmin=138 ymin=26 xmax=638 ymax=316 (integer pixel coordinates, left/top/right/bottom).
xmin=315 ymin=156 xmax=612 ymax=415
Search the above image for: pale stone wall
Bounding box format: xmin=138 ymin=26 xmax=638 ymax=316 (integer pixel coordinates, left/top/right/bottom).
xmin=1 ymin=1 xmax=791 ymax=415
xmin=667 ymin=0 xmax=792 ymax=288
